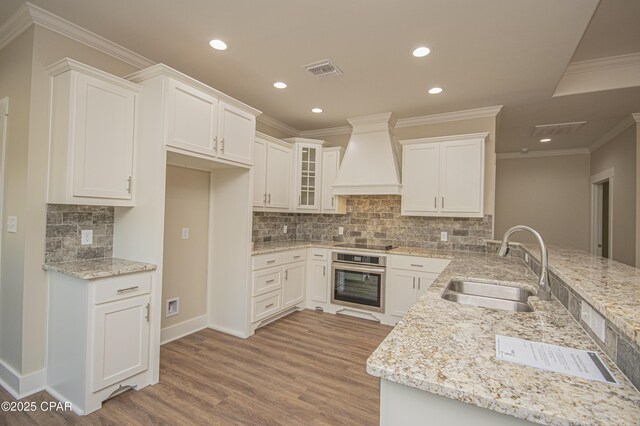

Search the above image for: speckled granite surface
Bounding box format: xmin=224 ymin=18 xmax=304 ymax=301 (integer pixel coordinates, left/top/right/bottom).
xmin=43 ymin=257 xmax=156 ymax=280
xmin=519 ymin=243 xmax=640 ymax=350
xmin=366 ymin=252 xmax=640 ymax=425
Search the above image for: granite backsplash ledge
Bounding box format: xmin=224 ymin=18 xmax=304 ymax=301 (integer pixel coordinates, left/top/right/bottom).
xmin=253 ymin=195 xmax=493 ymax=251
xmin=45 ymin=204 xmax=114 ymax=263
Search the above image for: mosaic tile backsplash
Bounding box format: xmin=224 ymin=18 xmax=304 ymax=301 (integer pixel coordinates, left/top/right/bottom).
xmin=45 ymin=204 xmax=114 ymax=263
xmin=253 ymin=195 xmax=493 ymax=252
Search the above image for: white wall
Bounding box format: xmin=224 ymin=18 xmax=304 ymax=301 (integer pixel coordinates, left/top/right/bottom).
xmin=591 ymin=125 xmax=636 ymax=266
xmin=495 ymin=154 xmax=591 ymax=250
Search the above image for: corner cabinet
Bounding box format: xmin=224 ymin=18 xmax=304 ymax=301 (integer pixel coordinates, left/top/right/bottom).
xmin=400 ymin=133 xmax=487 ymax=217
xmin=284 ymin=138 xmax=325 ymax=212
xmin=253 ymin=133 xmax=293 ymax=210
xmin=321 ymin=147 xmax=347 ymax=214
xmin=46 ymin=270 xmax=154 ymax=415
xmin=46 ymin=59 xmax=139 ymax=206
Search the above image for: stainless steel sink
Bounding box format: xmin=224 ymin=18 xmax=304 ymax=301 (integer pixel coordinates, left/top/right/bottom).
xmin=441 ymin=279 xmax=534 ymax=312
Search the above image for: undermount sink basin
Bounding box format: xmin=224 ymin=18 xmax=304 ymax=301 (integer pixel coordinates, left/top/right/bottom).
xmin=441 ymin=279 xmax=534 ymax=312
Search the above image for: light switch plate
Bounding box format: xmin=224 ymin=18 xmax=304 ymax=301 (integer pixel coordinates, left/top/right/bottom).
xmin=81 ymin=229 xmax=93 ymax=245
xmin=338 ymin=226 xmax=344 ymax=236
xmin=7 ymin=216 xmax=17 ymax=233
xmin=440 ymin=231 xmax=448 ymax=242
xmin=283 ymin=225 xmax=288 ymax=234
xmin=181 ymin=228 xmax=189 ymax=240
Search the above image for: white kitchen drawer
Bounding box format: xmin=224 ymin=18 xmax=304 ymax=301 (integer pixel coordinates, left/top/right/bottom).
xmin=390 ymin=255 xmax=450 ymax=273
xmin=309 ymin=248 xmax=328 ymax=261
xmin=93 ymin=273 xmax=151 ymax=305
xmin=283 ymin=249 xmax=306 ymax=264
xmin=252 ymin=267 xmax=282 ymax=297
xmin=252 ymin=252 xmax=283 ymax=270
xmin=252 ymin=290 xmax=282 ymax=323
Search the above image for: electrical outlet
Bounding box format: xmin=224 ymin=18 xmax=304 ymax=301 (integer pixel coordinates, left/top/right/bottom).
xmin=181 ymin=227 xmax=189 ymax=240
xmin=440 ymin=231 xmax=448 ymax=242
xmin=283 ymin=225 xmax=288 ymax=234
xmin=81 ymin=229 xmax=93 ymax=245
xmin=338 ymin=226 xmax=344 ymax=236
xmin=7 ymin=216 xmax=17 ymax=233
xmin=166 ymin=297 xmax=179 ymax=317
xmin=581 ymin=302 xmax=605 ymax=341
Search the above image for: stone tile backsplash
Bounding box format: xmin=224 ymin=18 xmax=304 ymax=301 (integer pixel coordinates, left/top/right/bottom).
xmin=45 ymin=204 xmax=114 ymax=263
xmin=253 ymin=195 xmax=493 ymax=252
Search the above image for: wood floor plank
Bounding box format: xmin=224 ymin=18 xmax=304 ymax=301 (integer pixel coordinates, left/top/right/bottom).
xmin=0 ymin=310 xmax=392 ymax=425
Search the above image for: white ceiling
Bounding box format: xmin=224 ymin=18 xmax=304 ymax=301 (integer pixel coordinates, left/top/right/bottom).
xmin=1 ymin=0 xmax=639 ymax=153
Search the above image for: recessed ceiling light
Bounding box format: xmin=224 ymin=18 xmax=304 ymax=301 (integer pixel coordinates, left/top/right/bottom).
xmin=209 ymin=39 xmax=227 ymax=50
xmin=273 ymin=82 xmax=287 ymax=89
xmin=428 ymin=87 xmax=443 ymax=94
xmin=540 ymin=138 xmax=551 ymax=143
xmin=413 ymin=47 xmax=431 ymax=58
xmin=311 ymin=108 xmax=323 ymax=113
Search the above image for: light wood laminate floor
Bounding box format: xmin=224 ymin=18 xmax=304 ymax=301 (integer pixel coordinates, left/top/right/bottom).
xmin=0 ymin=310 xmax=392 ymax=425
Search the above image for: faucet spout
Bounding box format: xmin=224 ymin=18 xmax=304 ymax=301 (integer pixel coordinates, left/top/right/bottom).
xmin=497 ymin=225 xmax=551 ymax=301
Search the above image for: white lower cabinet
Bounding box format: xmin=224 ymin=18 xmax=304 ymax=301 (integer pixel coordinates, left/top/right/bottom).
xmin=251 ymin=249 xmax=306 ymax=331
xmin=308 ymin=249 xmax=330 ymax=305
xmin=47 ymin=271 xmax=153 ymax=415
xmin=387 ymin=255 xmax=450 ymax=325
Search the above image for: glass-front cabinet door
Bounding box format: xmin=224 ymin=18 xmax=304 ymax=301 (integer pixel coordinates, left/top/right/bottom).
xmin=295 ymin=142 xmax=323 ymax=211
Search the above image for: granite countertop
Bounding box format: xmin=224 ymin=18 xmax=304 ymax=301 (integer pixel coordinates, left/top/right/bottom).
xmin=43 ymin=257 xmax=157 ymax=280
xmin=366 ymin=251 xmax=640 ymax=425
xmin=520 ymin=243 xmax=640 ymax=350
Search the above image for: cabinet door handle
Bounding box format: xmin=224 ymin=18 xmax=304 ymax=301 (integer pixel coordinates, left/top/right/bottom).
xmin=285 ymin=270 xmax=288 ymax=280
xmin=410 ymin=264 xmax=423 ymax=268
xmin=412 ymin=277 xmax=416 ymax=289
xmin=331 ymin=197 xmax=334 ymax=207
xmin=266 ymin=260 xmax=276 ymax=264
xmin=314 ymin=254 xmax=323 ymax=258
xmin=323 ymin=266 xmax=326 ymax=276
xmin=126 ymin=176 xmax=132 ymax=194
xmin=145 ymin=303 xmax=150 ymax=322
xmin=434 ymin=196 xmax=437 ymax=209
xmin=265 ymin=303 xmax=275 ymax=308
xmin=442 ymin=196 xmax=445 ymax=209
xmin=418 ymin=278 xmax=421 ymax=290
xmin=294 ymin=255 xmax=301 ymax=259
xmin=266 ymin=279 xmax=275 ymax=284
xmin=268 ymin=193 xmax=271 ymax=204
xmin=117 ymin=285 xmax=139 ymax=293
xmin=220 ymin=138 xmax=225 ymax=152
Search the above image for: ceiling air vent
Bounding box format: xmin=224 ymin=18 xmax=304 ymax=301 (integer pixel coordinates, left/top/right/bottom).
xmin=531 ymin=121 xmax=587 ymax=137
xmin=303 ymin=59 xmax=343 ymax=79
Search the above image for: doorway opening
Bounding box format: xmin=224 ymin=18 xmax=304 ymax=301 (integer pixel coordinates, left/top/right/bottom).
xmin=590 ymin=168 xmax=614 ymax=259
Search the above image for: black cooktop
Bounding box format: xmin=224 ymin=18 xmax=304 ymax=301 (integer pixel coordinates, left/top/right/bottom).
xmin=334 ymin=243 xmax=394 ymax=251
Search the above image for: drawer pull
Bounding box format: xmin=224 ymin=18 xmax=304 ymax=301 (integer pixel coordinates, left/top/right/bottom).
xmin=266 ymin=279 xmax=275 ymax=284
xmin=116 ymin=286 xmax=139 ymax=293
xmin=314 ymin=254 xmax=323 ymax=257
xmin=265 ymin=303 xmax=275 ymax=308
xmin=294 ymin=255 xmax=302 ymax=259
xmin=410 ymin=264 xmax=424 ymax=268
xmin=267 ymin=260 xmax=276 ymax=264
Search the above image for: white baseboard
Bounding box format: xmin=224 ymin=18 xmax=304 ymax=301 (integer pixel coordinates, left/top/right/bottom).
xmin=160 ymin=314 xmax=208 ymax=345
xmin=207 ymin=323 xmax=250 ymax=339
xmin=0 ymin=359 xmax=45 ymax=399
xmin=44 ymin=386 xmax=84 ymax=416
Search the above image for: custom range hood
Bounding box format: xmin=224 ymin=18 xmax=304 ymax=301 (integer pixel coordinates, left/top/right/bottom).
xmin=332 ymin=112 xmax=402 ymax=195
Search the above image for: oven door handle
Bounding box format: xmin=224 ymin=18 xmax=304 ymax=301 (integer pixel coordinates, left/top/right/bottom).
xmin=333 ymin=264 xmax=386 ymax=274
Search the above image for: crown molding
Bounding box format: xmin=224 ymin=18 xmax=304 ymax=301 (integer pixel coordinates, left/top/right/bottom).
xmin=497 ymin=148 xmax=590 ymax=160
xmin=0 ymin=2 xmax=154 ymax=69
xmin=563 ymin=53 xmax=640 ymax=76
xmin=256 ymin=114 xmax=300 ymax=137
xmin=299 ymin=126 xmax=351 ymax=138
xmin=588 ymin=115 xmax=636 ymax=152
xmin=395 ymin=105 xmax=503 ymax=128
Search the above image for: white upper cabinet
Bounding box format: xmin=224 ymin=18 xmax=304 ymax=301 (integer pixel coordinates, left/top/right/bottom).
xmin=47 ymin=59 xmax=139 ymax=206
xmin=400 ymin=133 xmax=487 ymax=217
xmin=284 ymin=138 xmax=325 ymax=212
xmin=217 ymin=101 xmax=255 ymax=165
xmin=253 ymin=133 xmax=292 ymax=210
xmin=321 ymin=147 xmax=347 ymax=214
xmin=166 ymin=80 xmax=218 ymax=156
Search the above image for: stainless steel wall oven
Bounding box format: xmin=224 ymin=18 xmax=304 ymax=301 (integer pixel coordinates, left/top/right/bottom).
xmin=331 ymin=252 xmax=386 ymax=313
